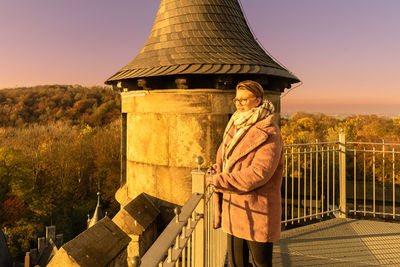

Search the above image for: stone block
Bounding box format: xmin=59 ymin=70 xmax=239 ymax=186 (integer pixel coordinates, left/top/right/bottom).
xmin=210 ymin=114 xmax=229 ymax=159
xmin=122 ymin=90 xmax=212 ymax=114
xmin=168 ymin=114 xmax=209 ymax=167
xmin=127 ymin=162 xmax=192 ymax=205
xmin=112 ymin=193 xmax=159 ymax=235
xmin=210 ymin=90 xmax=236 ymax=114
xmin=47 ymin=217 xmax=130 ymax=267
xmin=126 ymin=112 xmax=169 ymax=166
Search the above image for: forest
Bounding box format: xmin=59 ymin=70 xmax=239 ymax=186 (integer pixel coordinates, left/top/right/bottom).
xmin=0 ymin=85 xmax=121 ymax=260
xmin=0 ymin=84 xmax=120 ymax=127
xmin=1 ymin=85 xmax=400 ymax=261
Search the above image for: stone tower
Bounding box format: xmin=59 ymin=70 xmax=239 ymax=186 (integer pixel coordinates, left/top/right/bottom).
xmin=106 ymin=0 xmax=300 ymax=206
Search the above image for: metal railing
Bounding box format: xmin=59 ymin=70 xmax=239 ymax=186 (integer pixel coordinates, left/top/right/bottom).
xmin=134 ymin=159 xmax=226 ymax=267
xmin=282 ymin=132 xmax=400 ymax=225
xmin=135 ymin=133 xmax=400 ymax=266
xmin=347 ymin=140 xmax=400 ymax=219
xmin=204 ymin=185 xmax=227 ymax=267
xmin=282 ymin=140 xmax=342 ymax=225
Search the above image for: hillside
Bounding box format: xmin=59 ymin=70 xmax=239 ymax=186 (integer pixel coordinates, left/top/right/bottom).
xmin=0 ymin=85 xmax=120 ymax=127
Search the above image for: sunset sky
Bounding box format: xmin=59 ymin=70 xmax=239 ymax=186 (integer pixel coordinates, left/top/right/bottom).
xmin=1 ymin=0 xmax=399 ymax=115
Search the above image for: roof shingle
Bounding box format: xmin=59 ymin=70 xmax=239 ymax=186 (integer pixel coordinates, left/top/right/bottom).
xmin=106 ymin=0 xmax=299 ymax=84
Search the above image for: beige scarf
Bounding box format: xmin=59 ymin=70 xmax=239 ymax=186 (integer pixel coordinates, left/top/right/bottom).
xmin=221 ymin=100 xmax=274 ymax=171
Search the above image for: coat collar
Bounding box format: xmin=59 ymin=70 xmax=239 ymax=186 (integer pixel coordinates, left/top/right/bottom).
xmin=227 ymin=115 xmax=275 ymax=169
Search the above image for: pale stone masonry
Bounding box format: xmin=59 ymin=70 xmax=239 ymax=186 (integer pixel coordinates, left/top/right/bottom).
xmin=47 ymin=194 xmax=160 ymax=267
xmin=105 ymin=0 xmax=300 ymax=208
xmin=112 ymin=193 xmax=160 ymax=263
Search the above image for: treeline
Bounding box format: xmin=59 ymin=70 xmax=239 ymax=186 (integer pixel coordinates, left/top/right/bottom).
xmin=281 ymin=112 xmax=400 ymax=144
xmin=0 ymin=85 xmax=120 ymax=127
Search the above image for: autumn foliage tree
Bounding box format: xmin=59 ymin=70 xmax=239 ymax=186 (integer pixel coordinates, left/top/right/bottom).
xmin=0 ymin=85 xmax=121 ymax=261
xmin=281 ymin=113 xmax=400 ymax=144
xmin=0 ymin=85 xmax=120 ymax=127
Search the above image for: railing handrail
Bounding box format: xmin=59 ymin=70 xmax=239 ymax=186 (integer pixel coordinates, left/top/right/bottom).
xmin=348 ymin=148 xmax=400 ymax=154
xmin=348 ymin=141 xmax=400 ymax=146
xmin=285 ymin=148 xmax=340 ymax=155
xmin=284 ymin=141 xmax=339 ymax=147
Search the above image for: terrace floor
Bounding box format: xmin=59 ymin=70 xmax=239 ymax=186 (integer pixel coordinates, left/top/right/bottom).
xmin=273 ymin=218 xmax=400 ymax=266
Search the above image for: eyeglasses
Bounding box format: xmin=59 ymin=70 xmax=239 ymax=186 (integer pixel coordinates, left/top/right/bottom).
xmin=232 ymin=97 xmax=257 ymax=106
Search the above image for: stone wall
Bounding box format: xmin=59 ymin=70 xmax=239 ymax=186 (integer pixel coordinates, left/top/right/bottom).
xmin=119 ymin=89 xmax=281 ymax=205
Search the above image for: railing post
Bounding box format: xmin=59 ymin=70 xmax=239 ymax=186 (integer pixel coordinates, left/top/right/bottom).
xmin=191 ymin=156 xmax=205 ymax=267
xmin=339 ymin=131 xmax=347 ymax=218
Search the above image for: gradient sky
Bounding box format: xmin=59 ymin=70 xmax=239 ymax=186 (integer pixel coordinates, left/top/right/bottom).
xmin=1 ymin=0 xmax=399 ymax=115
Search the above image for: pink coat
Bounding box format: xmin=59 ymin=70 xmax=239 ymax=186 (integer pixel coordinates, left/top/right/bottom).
xmin=212 ymin=115 xmax=283 ymax=242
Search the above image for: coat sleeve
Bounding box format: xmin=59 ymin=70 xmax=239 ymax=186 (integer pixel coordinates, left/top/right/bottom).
xmin=212 ymin=130 xmax=283 ymax=194
xmin=211 ymin=143 xmax=224 ymax=229
xmin=213 ymin=142 xmax=223 ymax=174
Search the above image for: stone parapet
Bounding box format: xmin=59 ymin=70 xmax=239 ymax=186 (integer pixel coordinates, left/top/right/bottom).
xmin=47 ymin=217 xmax=130 ymax=267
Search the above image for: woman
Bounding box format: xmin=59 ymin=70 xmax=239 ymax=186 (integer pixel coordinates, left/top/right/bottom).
xmin=206 ymin=80 xmax=283 ymax=267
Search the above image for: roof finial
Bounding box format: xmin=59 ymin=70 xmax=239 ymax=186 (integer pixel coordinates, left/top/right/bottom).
xmin=97 ymin=180 xmax=102 ymax=206
xmin=88 ymin=182 xmax=105 ymax=228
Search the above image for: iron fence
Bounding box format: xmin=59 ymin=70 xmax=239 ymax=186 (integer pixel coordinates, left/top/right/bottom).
xmin=347 ymin=141 xmax=400 ymax=219
xmin=282 ymin=141 xmax=341 ymax=225
xmin=136 ymin=133 xmax=400 ymax=266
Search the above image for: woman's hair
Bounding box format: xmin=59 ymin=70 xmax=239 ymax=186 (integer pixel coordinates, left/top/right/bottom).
xmin=236 ymin=80 xmax=264 ymax=99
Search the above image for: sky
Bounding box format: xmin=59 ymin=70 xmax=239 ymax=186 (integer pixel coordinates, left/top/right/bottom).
xmin=0 ymin=0 xmax=399 ymax=115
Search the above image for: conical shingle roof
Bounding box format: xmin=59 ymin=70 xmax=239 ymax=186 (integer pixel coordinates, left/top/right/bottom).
xmin=106 ymin=0 xmax=299 ymax=84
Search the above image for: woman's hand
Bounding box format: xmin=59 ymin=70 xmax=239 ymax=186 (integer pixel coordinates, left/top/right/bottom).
xmin=205 ymin=166 xmax=216 ymax=186
xmin=205 ymin=173 xmax=213 ymax=186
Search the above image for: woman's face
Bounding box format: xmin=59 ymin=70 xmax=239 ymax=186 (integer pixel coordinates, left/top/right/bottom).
xmin=234 ymin=89 xmax=261 ymax=113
